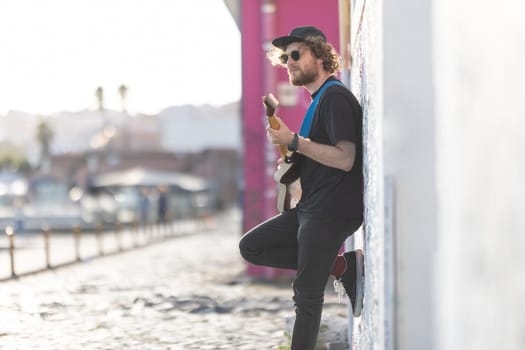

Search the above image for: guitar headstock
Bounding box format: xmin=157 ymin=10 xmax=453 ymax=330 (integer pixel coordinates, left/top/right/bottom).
xmin=262 ymin=93 xmax=279 ymax=116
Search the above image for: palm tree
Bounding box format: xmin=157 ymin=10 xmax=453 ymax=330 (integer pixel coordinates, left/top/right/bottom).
xmin=95 ymin=85 xmax=109 ymax=132
xmin=95 ymin=86 xmax=104 ymax=112
xmin=36 ymin=118 xmax=54 ymax=169
xmin=118 ymin=84 xmax=130 ymax=149
xmin=118 ymin=84 xmax=128 ymax=114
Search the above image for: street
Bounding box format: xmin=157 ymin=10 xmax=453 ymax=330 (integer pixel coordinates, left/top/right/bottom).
xmin=0 ymin=210 xmax=348 ymax=349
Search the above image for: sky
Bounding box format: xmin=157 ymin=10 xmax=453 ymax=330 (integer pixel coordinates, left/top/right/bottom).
xmin=0 ymin=0 xmax=241 ymax=115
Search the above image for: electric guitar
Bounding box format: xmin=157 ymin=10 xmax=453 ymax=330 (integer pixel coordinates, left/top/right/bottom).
xmin=262 ymin=93 xmax=301 ymax=212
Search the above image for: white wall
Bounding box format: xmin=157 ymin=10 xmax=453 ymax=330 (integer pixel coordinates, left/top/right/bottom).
xmin=382 ymin=0 xmax=525 ymax=349
xmin=159 ymin=103 xmax=241 ymax=152
xmin=434 ymin=1 xmax=525 ymax=349
xmin=383 ymin=0 xmax=437 ymax=348
xmin=347 ymin=1 xmax=525 ymax=348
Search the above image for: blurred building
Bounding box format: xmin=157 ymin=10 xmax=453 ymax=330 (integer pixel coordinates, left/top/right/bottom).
xmin=10 ymin=101 xmax=243 ymax=210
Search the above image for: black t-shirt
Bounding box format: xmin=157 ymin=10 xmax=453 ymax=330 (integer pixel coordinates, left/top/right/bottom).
xmin=296 ymin=77 xmax=363 ymax=220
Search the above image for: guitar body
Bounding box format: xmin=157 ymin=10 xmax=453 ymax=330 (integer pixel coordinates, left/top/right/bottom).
xmin=274 ymin=163 xmax=301 ymax=212
xmin=262 ymin=93 xmax=302 ymax=212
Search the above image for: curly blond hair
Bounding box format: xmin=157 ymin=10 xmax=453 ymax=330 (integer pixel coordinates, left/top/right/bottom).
xmin=266 ymin=35 xmax=341 ymax=73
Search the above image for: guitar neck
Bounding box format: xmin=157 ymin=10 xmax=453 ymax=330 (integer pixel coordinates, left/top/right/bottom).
xmin=267 ymin=114 xmax=288 ymax=158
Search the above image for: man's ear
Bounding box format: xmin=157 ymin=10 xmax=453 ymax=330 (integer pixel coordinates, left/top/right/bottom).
xmin=316 ymin=57 xmax=324 ymax=69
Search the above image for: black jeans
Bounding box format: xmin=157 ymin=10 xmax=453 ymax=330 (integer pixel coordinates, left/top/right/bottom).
xmin=238 ymin=208 xmax=362 ymax=350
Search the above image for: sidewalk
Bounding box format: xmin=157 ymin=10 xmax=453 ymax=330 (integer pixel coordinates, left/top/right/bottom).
xmin=0 ymin=210 xmax=349 ymax=350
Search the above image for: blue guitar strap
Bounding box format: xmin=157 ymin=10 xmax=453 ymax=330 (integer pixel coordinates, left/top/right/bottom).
xmin=299 ymin=80 xmax=345 ymax=137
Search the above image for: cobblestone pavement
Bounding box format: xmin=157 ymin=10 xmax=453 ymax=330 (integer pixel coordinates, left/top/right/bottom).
xmin=0 ymin=211 xmax=348 ymax=350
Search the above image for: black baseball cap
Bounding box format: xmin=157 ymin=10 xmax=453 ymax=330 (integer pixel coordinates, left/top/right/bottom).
xmin=271 ymin=26 xmax=327 ymax=49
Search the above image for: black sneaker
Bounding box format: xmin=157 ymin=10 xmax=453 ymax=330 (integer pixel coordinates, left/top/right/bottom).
xmin=334 ymin=249 xmax=364 ymax=317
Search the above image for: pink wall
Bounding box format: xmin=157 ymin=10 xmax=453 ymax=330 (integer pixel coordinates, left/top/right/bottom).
xmin=241 ymin=0 xmax=340 ymax=278
xmin=241 ymin=0 xmax=265 ymax=235
xmin=272 ymin=0 xmax=340 ymax=136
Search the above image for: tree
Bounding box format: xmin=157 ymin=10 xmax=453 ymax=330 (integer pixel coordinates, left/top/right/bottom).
xmin=95 ymin=86 xmax=104 ymax=112
xmin=118 ymin=84 xmax=128 ymax=113
xmin=35 ymin=118 xmax=54 ymax=168
xmin=0 ymin=142 xmax=31 ymax=174
xmin=95 ymin=86 xmax=109 ymax=141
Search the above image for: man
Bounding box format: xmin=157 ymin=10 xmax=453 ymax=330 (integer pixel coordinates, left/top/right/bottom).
xmin=238 ymin=26 xmax=364 ymax=350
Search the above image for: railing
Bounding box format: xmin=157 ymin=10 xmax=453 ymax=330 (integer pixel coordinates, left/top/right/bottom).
xmin=1 ymin=215 xmax=214 ymax=281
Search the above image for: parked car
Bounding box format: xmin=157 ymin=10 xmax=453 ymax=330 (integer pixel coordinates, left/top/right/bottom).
xmin=79 ymin=188 xmax=119 ymax=227
xmin=23 ymin=176 xmax=84 ymax=232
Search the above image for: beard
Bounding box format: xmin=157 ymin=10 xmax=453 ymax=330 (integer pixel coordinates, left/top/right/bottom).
xmin=288 ymin=67 xmax=318 ymax=86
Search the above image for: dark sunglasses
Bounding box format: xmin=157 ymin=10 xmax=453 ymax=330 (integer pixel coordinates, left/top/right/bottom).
xmin=279 ymin=50 xmax=301 ymax=64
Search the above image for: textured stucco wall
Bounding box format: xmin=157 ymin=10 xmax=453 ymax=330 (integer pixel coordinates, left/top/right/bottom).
xmin=348 ymin=0 xmax=385 ymax=349
xmin=353 ymin=0 xmax=437 ymax=348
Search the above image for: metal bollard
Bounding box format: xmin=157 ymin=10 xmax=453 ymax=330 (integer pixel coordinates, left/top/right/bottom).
xmin=147 ymin=223 xmax=153 ymax=243
xmin=43 ymin=227 xmax=51 ymax=269
xmin=115 ymin=222 xmax=122 ymax=252
xmin=96 ymin=224 xmax=104 ymax=256
xmin=73 ymin=226 xmax=81 ymax=262
xmin=151 ymin=222 xmax=156 ymax=242
xmin=133 ymin=220 xmax=139 ymax=248
xmin=5 ymin=226 xmax=16 ymax=277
